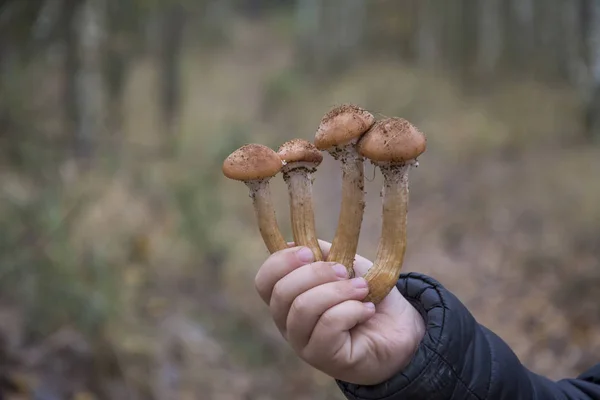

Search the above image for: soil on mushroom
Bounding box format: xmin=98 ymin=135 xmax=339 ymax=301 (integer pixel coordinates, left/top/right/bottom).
xmin=321 ymin=104 xmax=369 ymax=124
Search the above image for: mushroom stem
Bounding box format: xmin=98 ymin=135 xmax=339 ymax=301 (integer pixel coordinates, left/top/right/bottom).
xmin=282 ymin=164 xmax=323 ymax=261
xmin=314 ymin=104 xmax=374 ymax=277
xmin=363 ymin=162 xmax=413 ymax=304
xmin=327 ymin=145 xmax=365 ymax=278
xmin=246 ymin=179 xmax=288 ymax=254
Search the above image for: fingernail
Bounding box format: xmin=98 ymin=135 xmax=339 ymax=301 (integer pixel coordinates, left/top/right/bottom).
xmin=351 ymin=277 xmax=368 ymax=289
xmin=332 ymin=264 xmax=347 ymax=278
xmin=364 ymin=302 xmax=375 ymax=311
xmin=297 ymin=247 xmax=314 ymax=263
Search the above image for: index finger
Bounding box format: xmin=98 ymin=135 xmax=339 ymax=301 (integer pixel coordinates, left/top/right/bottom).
xmin=254 ymin=246 xmax=315 ymax=304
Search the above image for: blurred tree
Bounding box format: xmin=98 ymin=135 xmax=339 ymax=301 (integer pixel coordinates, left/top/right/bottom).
xmin=451 ymin=0 xmax=479 ymax=85
xmin=294 ymin=0 xmax=321 ymax=74
xmin=364 ymin=0 xmax=417 ymax=60
xmin=438 ymin=0 xmax=464 ymax=71
xmin=561 ymin=0 xmax=586 ymax=86
xmin=414 ymin=0 xmax=439 ymax=69
xmin=240 ymin=0 xmax=290 ymax=18
xmin=158 ymin=1 xmax=186 ymax=152
xmin=334 ymin=0 xmax=366 ymax=66
xmin=59 ymin=0 xmax=83 ymax=157
xmin=584 ymin=0 xmax=600 ymax=141
xmin=294 ymin=0 xmax=365 ymax=78
xmin=104 ymin=0 xmax=145 ymax=142
xmin=74 ymin=0 xmax=107 ymax=160
xmin=0 ymin=0 xmax=47 ymax=153
xmin=476 ymin=0 xmax=502 ymax=81
xmin=508 ymin=0 xmax=534 ymax=74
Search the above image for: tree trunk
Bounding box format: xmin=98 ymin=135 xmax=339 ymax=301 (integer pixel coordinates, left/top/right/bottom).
xmin=158 ymin=3 xmax=186 ymax=153
xmin=584 ymin=0 xmax=600 ymax=141
xmin=534 ymin=0 xmax=562 ymax=79
xmin=415 ymin=0 xmax=438 ymax=69
xmin=510 ymin=0 xmax=534 ymax=73
xmin=60 ymin=0 xmax=81 ymax=154
xmin=74 ymin=0 xmax=107 ymax=161
xmin=103 ymin=2 xmax=135 ymax=144
xmin=561 ymin=0 xmax=585 ymax=86
xmin=476 ymin=0 xmax=502 ymax=81
xmin=294 ymin=0 xmax=324 ymax=75
xmin=334 ymin=0 xmax=366 ymax=68
xmin=452 ymin=0 xmax=478 ymax=88
xmin=0 ymin=35 xmax=15 ymax=143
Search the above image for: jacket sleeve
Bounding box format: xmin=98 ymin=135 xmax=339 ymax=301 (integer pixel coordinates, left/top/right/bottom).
xmin=336 ymin=272 xmax=600 ymax=400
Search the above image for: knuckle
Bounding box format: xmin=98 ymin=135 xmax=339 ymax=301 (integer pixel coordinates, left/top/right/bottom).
xmin=319 ymin=308 xmax=338 ymax=330
xmin=289 ymin=294 xmax=309 ymax=319
xmin=270 ymin=281 xmax=285 ymax=305
xmin=310 ymin=262 xmax=336 ymax=279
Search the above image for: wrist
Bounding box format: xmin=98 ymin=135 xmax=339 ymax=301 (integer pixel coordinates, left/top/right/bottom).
xmin=370 ymin=295 xmax=427 ymax=386
xmin=404 ymin=302 xmax=426 ymax=368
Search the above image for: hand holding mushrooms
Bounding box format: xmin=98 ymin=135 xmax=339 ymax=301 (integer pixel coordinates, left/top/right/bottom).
xmin=223 ymin=106 xmax=427 ymax=385
xmin=253 ymin=240 xmax=425 ymax=386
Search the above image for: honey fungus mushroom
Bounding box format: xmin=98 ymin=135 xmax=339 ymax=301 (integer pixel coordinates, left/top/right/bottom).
xmin=314 ymin=104 xmax=375 ymax=277
xmin=357 ymin=117 xmax=426 ymax=304
xmin=222 ymin=144 xmax=287 ymax=254
xmin=278 ymin=139 xmax=324 ymax=261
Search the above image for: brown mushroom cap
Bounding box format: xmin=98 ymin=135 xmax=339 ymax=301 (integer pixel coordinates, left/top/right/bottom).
xmin=314 ymin=104 xmax=375 ymax=150
xmin=278 ymin=139 xmax=323 ymax=165
xmin=357 ymin=117 xmax=426 ymax=163
xmin=222 ymin=144 xmax=283 ymax=181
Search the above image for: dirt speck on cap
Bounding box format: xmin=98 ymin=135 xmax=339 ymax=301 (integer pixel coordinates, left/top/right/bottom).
xmin=320 ymin=104 xmax=371 ymax=125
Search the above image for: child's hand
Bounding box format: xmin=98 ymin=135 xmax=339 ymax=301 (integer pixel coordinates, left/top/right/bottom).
xmin=254 ymin=240 xmax=425 ymax=386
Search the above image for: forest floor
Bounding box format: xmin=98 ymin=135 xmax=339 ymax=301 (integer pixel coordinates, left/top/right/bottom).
xmin=1 ymin=16 xmax=599 ymax=399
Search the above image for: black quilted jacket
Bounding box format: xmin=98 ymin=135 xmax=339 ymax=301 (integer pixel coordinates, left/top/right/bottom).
xmin=336 ymin=273 xmax=600 ymax=400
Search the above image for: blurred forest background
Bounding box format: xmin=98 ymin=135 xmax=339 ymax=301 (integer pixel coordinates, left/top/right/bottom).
xmin=1 ymin=0 xmax=599 ymax=398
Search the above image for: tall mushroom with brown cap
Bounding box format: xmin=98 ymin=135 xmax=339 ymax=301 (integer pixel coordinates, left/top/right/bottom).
xmin=314 ymin=104 xmax=375 ymax=278
xmin=278 ymin=139 xmax=324 ymax=261
xmin=356 ymin=117 xmax=427 ymax=304
xmin=222 ymin=144 xmax=288 ymax=254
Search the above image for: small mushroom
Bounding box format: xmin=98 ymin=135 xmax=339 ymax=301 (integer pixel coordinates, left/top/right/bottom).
xmin=357 ymin=117 xmax=426 ymax=304
xmin=222 ymin=144 xmax=287 ymax=254
xmin=314 ymin=104 xmax=375 ymax=278
xmin=278 ymin=139 xmax=324 ymax=261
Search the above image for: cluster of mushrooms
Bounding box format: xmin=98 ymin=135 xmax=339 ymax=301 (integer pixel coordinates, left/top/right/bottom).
xmin=222 ymin=105 xmax=426 ymax=304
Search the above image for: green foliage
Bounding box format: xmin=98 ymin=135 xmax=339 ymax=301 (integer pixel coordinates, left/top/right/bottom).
xmin=173 ymin=121 xmax=250 ymax=257
xmin=0 ymin=187 xmax=120 ymax=341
